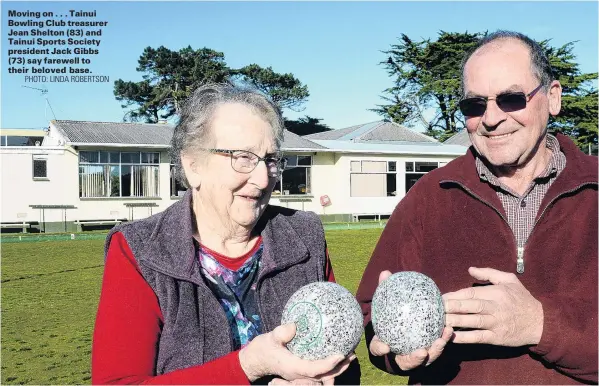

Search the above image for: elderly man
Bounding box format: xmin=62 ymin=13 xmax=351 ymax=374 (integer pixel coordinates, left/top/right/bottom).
xmin=356 ymin=30 xmax=598 ymax=384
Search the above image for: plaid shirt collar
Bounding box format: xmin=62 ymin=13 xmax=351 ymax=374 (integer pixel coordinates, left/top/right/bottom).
xmin=475 ymin=134 xmax=565 ymax=191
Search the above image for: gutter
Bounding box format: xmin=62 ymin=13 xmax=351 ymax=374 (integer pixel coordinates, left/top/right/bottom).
xmin=70 ymin=142 xmax=170 ymax=149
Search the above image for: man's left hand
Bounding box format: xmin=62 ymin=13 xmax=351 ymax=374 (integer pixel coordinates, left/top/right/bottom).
xmin=443 ymin=267 xmax=544 ymax=347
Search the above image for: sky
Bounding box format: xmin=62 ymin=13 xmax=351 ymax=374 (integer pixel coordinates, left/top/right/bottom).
xmin=1 ymin=1 xmax=598 ymax=132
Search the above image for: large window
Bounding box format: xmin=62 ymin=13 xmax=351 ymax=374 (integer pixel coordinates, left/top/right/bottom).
xmin=274 ymin=155 xmax=312 ymax=195
xmin=79 ymin=151 xmax=160 ymax=198
xmin=405 ymin=161 xmax=439 ymax=193
xmin=170 ymin=164 xmax=187 ymax=197
xmin=2 ymin=136 xmax=44 ymax=146
xmin=350 ymin=160 xmax=397 ymax=197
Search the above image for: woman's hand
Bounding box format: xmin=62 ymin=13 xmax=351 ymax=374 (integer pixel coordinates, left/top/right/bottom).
xmin=239 ymin=323 xmax=354 ymax=383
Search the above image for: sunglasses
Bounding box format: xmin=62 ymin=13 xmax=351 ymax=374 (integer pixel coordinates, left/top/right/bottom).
xmin=459 ymin=84 xmax=544 ymax=117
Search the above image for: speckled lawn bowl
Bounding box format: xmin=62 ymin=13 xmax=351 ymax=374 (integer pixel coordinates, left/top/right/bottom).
xmin=281 ymin=282 xmax=364 ymax=360
xmin=372 ymin=271 xmax=445 ymax=355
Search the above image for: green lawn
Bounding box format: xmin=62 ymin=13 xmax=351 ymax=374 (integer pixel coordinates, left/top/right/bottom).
xmin=1 ymin=229 xmax=405 ymax=385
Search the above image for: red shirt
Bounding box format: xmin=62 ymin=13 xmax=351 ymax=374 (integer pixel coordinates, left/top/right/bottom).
xmin=92 ymin=232 xmax=336 ymax=384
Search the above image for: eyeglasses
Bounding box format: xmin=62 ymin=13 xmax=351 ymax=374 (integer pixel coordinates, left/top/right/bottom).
xmin=204 ymin=149 xmax=287 ymax=177
xmin=459 ymin=84 xmax=544 ymax=117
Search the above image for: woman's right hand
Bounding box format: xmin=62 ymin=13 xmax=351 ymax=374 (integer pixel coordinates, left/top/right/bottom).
xmin=239 ymin=323 xmax=354 ymax=383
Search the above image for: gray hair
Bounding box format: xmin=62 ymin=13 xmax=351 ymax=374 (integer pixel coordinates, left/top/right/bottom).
xmin=170 ymin=82 xmax=285 ymax=188
xmin=460 ymin=30 xmax=554 ymax=96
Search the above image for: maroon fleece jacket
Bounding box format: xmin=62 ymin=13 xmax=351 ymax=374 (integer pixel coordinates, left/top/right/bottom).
xmin=356 ymin=134 xmax=598 ymax=384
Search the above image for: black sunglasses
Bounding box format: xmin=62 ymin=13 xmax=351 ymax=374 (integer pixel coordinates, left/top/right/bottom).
xmin=459 ymin=84 xmax=544 ymax=117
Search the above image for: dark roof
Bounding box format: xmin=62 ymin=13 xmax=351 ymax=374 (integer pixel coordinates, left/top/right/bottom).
xmin=444 ymin=130 xmax=471 ymax=146
xmin=50 ymin=120 xmax=324 ymax=150
xmin=281 ymin=130 xmax=326 ymax=150
xmin=51 ymin=120 xmax=174 ymax=146
xmin=304 ymin=121 xmax=437 ymax=143
xmin=303 ymin=124 xmax=364 ymax=140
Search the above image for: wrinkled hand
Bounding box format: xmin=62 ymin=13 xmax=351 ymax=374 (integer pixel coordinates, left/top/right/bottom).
xmin=368 ymin=270 xmax=454 ymax=370
xmin=267 ymin=354 xmax=356 ymax=385
xmin=268 ymin=378 xmax=322 ymax=385
xmin=443 ymin=267 xmax=543 ymax=347
xmin=239 ymin=323 xmax=352 ymax=382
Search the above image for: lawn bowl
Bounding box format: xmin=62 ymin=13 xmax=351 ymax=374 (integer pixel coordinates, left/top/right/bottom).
xmin=371 ymin=271 xmax=445 ymax=355
xmin=281 ymin=282 xmax=364 ymax=360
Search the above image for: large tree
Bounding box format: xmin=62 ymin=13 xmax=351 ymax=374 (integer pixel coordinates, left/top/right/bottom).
xmin=374 ymin=31 xmax=598 ymax=150
xmin=114 ymin=46 xmax=310 ymax=123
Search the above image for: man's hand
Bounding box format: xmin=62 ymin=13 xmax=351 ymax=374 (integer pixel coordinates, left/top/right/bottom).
xmin=443 ymin=267 xmax=544 ymax=347
xmin=239 ymin=323 xmax=351 ymax=383
xmin=368 ymin=270 xmax=454 ymax=370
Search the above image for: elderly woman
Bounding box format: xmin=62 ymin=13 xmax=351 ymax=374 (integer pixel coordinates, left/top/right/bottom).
xmin=91 ymin=83 xmax=359 ymax=385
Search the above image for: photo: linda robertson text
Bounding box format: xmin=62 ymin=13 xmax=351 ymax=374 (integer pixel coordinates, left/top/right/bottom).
xmin=24 ymin=75 xmax=110 ymax=82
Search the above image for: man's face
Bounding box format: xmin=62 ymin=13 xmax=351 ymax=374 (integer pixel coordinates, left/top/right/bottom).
xmin=462 ymin=39 xmax=561 ymax=168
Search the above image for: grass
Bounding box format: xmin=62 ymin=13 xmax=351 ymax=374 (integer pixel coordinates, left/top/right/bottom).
xmin=1 ymin=230 xmax=405 ymax=385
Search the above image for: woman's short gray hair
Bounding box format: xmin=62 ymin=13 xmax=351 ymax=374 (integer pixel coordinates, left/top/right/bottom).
xmin=170 ymin=82 xmax=285 ymax=188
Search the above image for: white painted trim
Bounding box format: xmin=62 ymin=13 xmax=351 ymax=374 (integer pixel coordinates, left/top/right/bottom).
xmin=70 ymin=142 xmax=170 ymax=148
xmin=298 ymin=148 xmax=466 ymax=156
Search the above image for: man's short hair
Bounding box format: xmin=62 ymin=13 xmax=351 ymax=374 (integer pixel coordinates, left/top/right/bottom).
xmin=460 ymin=30 xmax=554 ymax=95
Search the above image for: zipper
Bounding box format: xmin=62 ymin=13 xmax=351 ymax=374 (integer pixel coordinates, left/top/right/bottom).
xmin=255 ymin=279 xmax=267 ymax=332
xmin=516 ymin=247 xmax=525 ymax=274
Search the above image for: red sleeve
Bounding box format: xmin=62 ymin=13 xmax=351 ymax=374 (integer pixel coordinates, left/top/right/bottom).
xmin=324 ymin=246 xmax=336 ymax=283
xmin=92 ymin=232 xmax=250 ymax=385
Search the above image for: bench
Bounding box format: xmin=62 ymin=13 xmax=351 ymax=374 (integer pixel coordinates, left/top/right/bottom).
xmin=74 ymin=219 xmax=127 ymax=231
xmin=0 ymin=221 xmax=32 ymax=233
xmin=351 ymin=213 xmax=392 ymax=222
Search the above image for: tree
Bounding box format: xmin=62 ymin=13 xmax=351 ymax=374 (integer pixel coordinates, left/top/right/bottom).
xmin=115 ymin=46 xmax=230 ymax=123
xmin=374 ymin=31 xmax=598 ymax=150
xmin=284 ymin=116 xmax=331 ymax=136
xmin=114 ymin=46 xmax=309 ymax=123
xmin=544 ymin=41 xmax=598 ymax=152
xmin=233 ymin=64 xmax=309 ymax=112
xmin=372 ymin=31 xmax=482 ymax=141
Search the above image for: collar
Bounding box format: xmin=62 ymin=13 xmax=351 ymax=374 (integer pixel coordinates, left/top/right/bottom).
xmin=438 ymin=133 xmax=597 ymax=209
xmin=475 ymin=134 xmax=566 ymax=190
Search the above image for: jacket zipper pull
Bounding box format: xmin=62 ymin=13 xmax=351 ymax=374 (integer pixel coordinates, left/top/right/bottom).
xmin=516 ymin=247 xmax=525 ymax=274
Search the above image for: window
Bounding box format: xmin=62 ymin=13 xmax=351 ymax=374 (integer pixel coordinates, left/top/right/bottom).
xmin=170 ymin=164 xmax=187 ymax=197
xmin=79 ymin=151 xmax=160 ymax=198
xmin=3 ymin=136 xmax=44 ymax=146
xmin=32 ymin=156 xmax=47 ymax=179
xmin=273 ymin=155 xmax=312 ymax=195
xmin=405 ymin=161 xmax=440 ymax=193
xmin=350 ymin=160 xmax=397 ymax=197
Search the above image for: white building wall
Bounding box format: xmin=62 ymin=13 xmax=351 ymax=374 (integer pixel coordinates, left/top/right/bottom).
xmin=1 ymin=147 xmax=463 ymax=226
xmin=0 ymin=146 xmax=79 ymax=224
xmin=0 ymin=147 xmax=178 ymax=224
xmin=330 ymin=153 xmax=456 ymax=216
xmin=269 ymin=152 xmax=461 ymax=217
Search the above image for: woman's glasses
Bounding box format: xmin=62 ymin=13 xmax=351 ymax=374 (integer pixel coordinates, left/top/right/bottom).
xmin=459 ymin=84 xmax=543 ymax=117
xmin=204 ymin=149 xmax=287 ymax=177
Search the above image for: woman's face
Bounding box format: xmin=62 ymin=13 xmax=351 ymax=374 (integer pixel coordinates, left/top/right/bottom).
xmin=186 ymin=102 xmax=279 ymax=230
